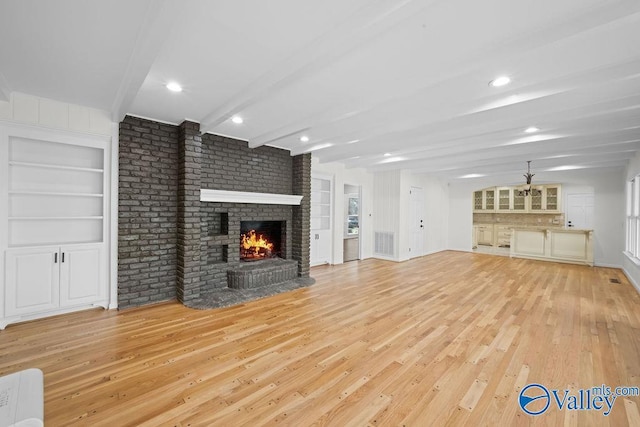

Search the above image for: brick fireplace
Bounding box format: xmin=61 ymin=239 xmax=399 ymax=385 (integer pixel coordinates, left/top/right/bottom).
xmin=118 ymin=116 xmax=312 ymax=309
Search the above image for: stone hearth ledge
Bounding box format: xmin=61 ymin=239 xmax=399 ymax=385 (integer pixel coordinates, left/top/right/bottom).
xmin=185 ymin=276 xmax=316 ymax=310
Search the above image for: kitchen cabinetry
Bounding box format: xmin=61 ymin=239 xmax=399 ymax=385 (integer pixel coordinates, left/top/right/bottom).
xmin=475 ymin=224 xmax=494 ymax=246
xmin=510 ymin=228 xmax=593 ymax=266
xmin=473 ymin=188 xmax=496 ymax=212
xmin=529 ymin=185 xmax=562 ymax=212
xmin=496 ymin=187 xmax=527 ymax=212
xmin=495 ymin=225 xmax=513 ymax=247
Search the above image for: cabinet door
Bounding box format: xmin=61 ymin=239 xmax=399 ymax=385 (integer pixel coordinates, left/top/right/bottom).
xmin=530 ymin=188 xmax=543 ymax=211
xmin=59 ymin=244 xmax=104 ymax=306
xmin=497 ymin=188 xmax=511 ymax=211
xmin=484 ymin=189 xmax=495 ymax=211
xmin=5 ymin=247 xmax=60 ymax=316
xmin=512 ymin=190 xmax=527 ymax=211
xmin=473 ymin=191 xmax=483 ymax=211
xmin=545 ymin=186 xmax=560 ymax=211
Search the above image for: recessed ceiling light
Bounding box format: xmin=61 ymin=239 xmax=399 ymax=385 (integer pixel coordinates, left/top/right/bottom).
xmin=231 ymin=116 xmax=243 ymax=124
xmin=525 ymin=126 xmax=539 ymax=133
xmin=346 ymin=139 xmax=360 ymax=144
xmin=383 ymin=152 xmax=391 ymax=157
xmin=300 ymin=135 xmax=309 ymax=143
xmin=489 ymin=76 xmax=511 ymax=87
xmin=460 ymin=173 xmax=486 ymax=179
xmin=166 ymin=82 xmax=182 ymax=92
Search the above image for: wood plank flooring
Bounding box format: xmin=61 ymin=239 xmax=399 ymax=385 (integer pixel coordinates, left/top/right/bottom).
xmin=1 ymin=251 xmax=639 ymax=426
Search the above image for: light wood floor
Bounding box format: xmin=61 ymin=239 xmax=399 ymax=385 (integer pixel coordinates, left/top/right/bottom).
xmin=1 ymin=251 xmax=639 ymax=426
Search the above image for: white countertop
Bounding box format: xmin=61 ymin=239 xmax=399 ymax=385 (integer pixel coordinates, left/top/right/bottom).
xmin=511 ymin=227 xmax=592 ymax=233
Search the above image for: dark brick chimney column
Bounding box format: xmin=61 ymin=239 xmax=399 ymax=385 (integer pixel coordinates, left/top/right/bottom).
xmin=291 ymin=153 xmax=312 ymax=278
xmin=177 ymin=121 xmax=202 ymax=303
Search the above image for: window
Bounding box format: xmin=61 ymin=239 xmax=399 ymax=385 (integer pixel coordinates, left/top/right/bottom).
xmin=346 ymin=196 xmax=359 ymax=236
xmin=626 ymin=176 xmax=640 ymax=260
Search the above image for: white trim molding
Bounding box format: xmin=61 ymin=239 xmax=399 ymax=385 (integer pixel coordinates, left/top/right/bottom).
xmin=200 ymin=189 xmax=302 ymax=205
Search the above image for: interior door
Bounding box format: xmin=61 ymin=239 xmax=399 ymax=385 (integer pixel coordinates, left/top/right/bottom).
xmin=310 ymin=176 xmax=332 ymax=266
xmin=566 ymin=193 xmax=594 ymax=229
xmin=409 ymin=187 xmax=425 ymax=258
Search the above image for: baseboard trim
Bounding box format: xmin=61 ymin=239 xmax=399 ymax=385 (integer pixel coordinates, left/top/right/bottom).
xmin=594 ymin=263 xmax=622 ymax=268
xmin=622 ymin=267 xmax=640 ymax=295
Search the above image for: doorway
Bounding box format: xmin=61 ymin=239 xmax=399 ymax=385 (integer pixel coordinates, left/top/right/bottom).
xmin=343 ymin=184 xmax=361 ymax=262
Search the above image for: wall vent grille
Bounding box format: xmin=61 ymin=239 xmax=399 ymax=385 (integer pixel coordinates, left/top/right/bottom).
xmin=374 ymin=232 xmax=395 ymax=257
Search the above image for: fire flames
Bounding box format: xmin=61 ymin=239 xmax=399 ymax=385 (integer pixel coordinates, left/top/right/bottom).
xmin=240 ymin=230 xmax=274 ymax=260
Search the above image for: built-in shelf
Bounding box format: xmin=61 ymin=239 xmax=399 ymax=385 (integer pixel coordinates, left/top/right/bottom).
xmin=200 ymin=189 xmax=303 ymax=205
xmin=9 ymin=161 xmax=104 ymax=173
xmin=9 ymin=216 xmax=104 ymax=220
xmin=9 ymin=190 xmax=103 ymax=198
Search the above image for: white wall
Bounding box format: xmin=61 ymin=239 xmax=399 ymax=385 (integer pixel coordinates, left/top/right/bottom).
xmin=311 ymin=157 xmax=374 ymax=264
xmin=447 ymin=167 xmax=625 ymax=267
xmin=623 ymin=152 xmax=640 ymax=293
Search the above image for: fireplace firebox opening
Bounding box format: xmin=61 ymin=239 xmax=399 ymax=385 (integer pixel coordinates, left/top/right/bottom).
xmin=240 ymin=221 xmax=284 ymax=261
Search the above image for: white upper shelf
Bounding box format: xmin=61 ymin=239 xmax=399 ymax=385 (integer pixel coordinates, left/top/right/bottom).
xmin=200 ymin=189 xmax=303 ymax=205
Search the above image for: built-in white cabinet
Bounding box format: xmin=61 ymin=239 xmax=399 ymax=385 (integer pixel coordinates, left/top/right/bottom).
xmin=310 ymin=176 xmax=332 ymax=266
xmin=4 ymin=247 xmax=60 ymax=316
xmin=5 ymin=244 xmax=104 ymax=318
xmin=1 ymin=127 xmax=110 ymax=329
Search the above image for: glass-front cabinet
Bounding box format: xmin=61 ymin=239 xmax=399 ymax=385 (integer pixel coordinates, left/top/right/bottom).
xmin=480 ymin=184 xmax=561 ymax=213
xmin=545 ymin=186 xmax=560 ymax=211
xmin=527 ymin=185 xmax=561 ymax=212
xmin=473 ymin=188 xmax=497 ymax=212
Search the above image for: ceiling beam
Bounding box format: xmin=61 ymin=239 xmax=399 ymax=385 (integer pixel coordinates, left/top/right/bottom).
xmin=198 ymin=0 xmax=442 ymax=138
xmin=0 ymin=70 xmax=10 ymax=102
xmin=248 ymin=3 xmax=640 ymax=151
xmin=110 ymin=0 xmax=182 ymax=122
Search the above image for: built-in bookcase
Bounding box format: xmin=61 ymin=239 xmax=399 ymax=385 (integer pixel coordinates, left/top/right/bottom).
xmin=7 ymin=137 xmax=105 ymax=247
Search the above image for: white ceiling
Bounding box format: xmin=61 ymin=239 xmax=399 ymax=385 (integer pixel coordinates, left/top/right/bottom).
xmin=1 ymin=0 xmax=639 ymax=180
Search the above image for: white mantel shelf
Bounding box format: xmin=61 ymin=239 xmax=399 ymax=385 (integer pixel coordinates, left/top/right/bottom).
xmin=200 ymin=189 xmax=303 ymax=205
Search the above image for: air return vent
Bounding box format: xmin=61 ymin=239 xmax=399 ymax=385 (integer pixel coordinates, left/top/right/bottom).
xmin=374 ymin=232 xmax=395 ymax=257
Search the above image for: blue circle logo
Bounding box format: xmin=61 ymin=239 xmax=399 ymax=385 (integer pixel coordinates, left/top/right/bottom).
xmin=519 ymin=383 xmax=551 ymax=415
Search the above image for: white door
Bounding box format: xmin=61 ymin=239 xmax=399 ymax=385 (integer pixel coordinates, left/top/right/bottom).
xmin=310 ymin=176 xmax=332 ymax=266
xmin=5 ymin=247 xmax=60 ymax=316
xmin=409 ymin=187 xmax=425 ymax=258
xmin=59 ymin=244 xmax=104 ymax=306
xmin=566 ymin=193 xmax=594 ymax=229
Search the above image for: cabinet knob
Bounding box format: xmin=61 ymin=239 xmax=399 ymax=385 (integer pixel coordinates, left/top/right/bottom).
xmin=54 ymin=253 xmax=58 ymax=263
